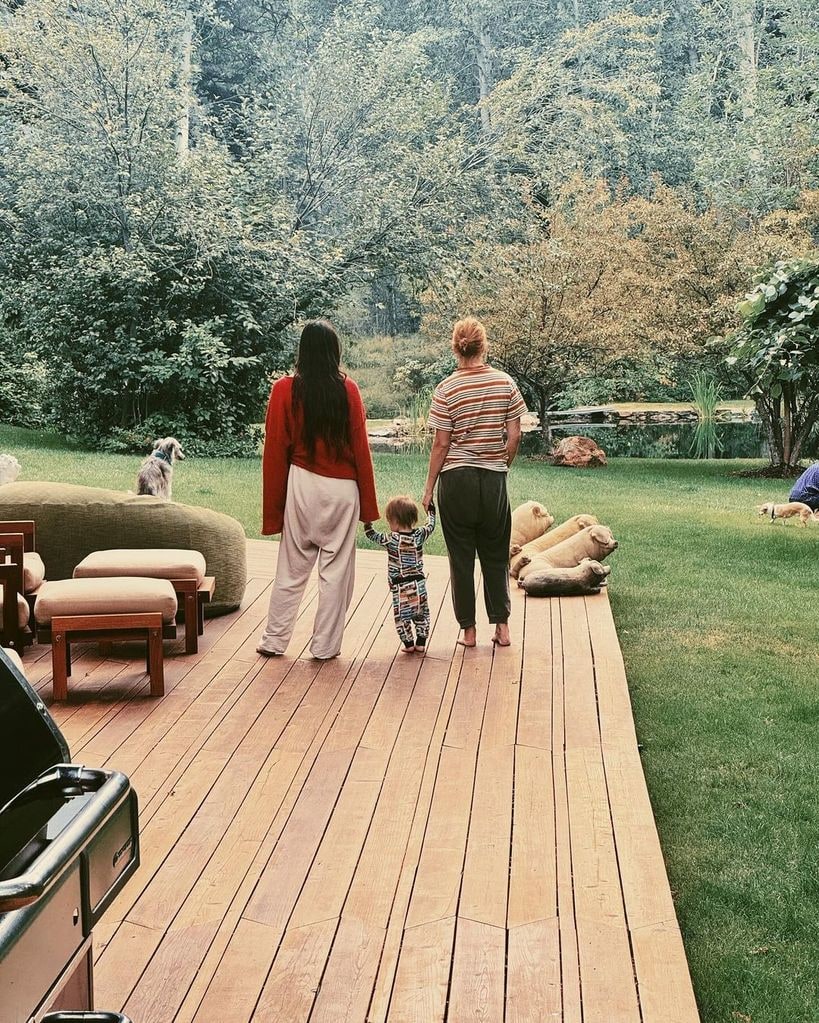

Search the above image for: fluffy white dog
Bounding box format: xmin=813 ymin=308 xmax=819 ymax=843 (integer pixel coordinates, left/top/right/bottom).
xmin=0 ymin=454 xmax=21 ymax=486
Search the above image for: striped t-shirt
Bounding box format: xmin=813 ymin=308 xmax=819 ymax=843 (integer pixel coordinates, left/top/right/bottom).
xmin=428 ymin=365 xmax=527 ymax=472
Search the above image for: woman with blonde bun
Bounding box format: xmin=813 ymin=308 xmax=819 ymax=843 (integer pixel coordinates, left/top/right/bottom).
xmin=421 ymin=317 xmax=527 ymax=648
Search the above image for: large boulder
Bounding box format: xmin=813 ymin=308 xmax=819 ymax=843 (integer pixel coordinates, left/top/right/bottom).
xmin=550 ymin=435 xmax=607 ymax=468
xmin=0 ymin=481 xmax=246 ymax=616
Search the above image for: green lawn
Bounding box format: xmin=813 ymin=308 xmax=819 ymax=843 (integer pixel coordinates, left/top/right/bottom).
xmin=2 ymin=424 xmax=817 ymax=1022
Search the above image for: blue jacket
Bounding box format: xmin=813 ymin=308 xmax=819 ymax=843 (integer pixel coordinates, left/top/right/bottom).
xmin=790 ymin=463 xmax=819 ymax=509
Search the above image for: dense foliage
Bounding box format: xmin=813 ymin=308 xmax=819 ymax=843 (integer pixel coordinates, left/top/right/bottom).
xmin=728 ymin=257 xmax=819 ymax=469
xmin=1 ymin=0 xmax=818 ymax=453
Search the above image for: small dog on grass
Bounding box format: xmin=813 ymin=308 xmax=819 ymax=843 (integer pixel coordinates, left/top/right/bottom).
xmin=756 ymin=501 xmax=817 ymax=526
xmin=0 ymin=454 xmax=21 ymax=486
xmin=136 ymin=438 xmax=185 ymax=500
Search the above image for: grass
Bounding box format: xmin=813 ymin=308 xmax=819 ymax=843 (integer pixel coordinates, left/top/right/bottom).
xmin=3 ymin=424 xmax=818 ymax=1022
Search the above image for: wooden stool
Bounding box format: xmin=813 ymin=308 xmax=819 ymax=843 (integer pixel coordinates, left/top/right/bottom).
xmin=35 ymin=577 xmax=178 ymax=700
xmin=51 ymin=613 xmax=165 ymax=701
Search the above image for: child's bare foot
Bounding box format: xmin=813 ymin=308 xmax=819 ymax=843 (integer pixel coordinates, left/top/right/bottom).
xmin=492 ymin=623 xmax=511 ymax=647
xmin=457 ymin=626 xmax=477 ymax=648
xmin=402 ymin=641 xmax=416 ymax=654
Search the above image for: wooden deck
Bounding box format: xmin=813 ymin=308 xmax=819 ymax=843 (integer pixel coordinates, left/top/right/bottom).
xmin=21 ymin=540 xmax=700 ymax=1022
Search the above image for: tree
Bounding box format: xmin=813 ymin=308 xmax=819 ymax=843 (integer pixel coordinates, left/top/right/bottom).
xmin=421 ymin=175 xmax=819 ymax=443
xmin=727 ymin=257 xmax=819 ymax=471
xmin=0 ymin=0 xmax=476 ymax=447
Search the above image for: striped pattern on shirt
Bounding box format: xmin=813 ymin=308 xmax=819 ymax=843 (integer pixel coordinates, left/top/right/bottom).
xmin=427 ymin=365 xmax=527 ymax=472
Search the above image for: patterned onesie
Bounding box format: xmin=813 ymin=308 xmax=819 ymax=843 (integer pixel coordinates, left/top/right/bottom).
xmin=365 ymin=506 xmax=436 ymax=648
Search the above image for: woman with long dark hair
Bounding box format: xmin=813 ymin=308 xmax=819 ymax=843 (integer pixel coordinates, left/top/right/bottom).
xmin=258 ymin=320 xmax=379 ymax=659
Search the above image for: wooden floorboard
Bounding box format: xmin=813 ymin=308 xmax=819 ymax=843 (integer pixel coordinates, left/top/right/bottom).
xmin=16 ymin=538 xmax=700 ymax=1022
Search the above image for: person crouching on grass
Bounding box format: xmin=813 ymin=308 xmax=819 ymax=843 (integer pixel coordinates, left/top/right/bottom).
xmin=365 ymin=496 xmax=436 ymax=653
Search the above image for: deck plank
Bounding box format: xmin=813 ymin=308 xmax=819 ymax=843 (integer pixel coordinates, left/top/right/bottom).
xmin=13 ymin=540 xmax=702 ymax=1023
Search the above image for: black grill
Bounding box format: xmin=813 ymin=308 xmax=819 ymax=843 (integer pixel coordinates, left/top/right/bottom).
xmin=0 ymin=649 xmax=138 ymax=1023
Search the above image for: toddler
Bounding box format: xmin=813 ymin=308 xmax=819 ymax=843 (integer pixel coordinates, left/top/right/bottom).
xmin=364 ymin=496 xmax=436 ymax=652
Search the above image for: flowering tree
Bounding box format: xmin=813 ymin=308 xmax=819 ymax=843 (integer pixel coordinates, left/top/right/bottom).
xmin=727 ymin=259 xmax=819 ymax=471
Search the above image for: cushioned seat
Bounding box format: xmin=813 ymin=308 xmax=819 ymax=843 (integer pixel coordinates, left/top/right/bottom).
xmin=35 ymin=577 xmax=178 ymax=626
xmin=74 ymin=548 xmax=206 ymax=584
xmin=0 ymin=590 xmax=30 ymax=628
xmin=0 ymin=482 xmax=246 ymax=615
xmin=23 ymin=551 xmax=45 ymax=592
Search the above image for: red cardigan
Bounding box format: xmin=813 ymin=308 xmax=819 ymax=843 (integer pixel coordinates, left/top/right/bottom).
xmin=262 ymin=375 xmax=380 ymax=536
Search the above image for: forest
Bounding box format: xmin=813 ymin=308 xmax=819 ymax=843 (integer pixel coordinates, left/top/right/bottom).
xmin=1 ymin=0 xmax=818 ymax=457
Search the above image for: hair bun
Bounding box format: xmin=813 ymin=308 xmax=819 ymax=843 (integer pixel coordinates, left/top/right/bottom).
xmin=451 ymin=317 xmax=488 ymax=359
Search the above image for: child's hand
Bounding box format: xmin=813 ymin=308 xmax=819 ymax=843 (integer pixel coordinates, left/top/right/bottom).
xmin=427 ymin=500 xmax=435 ymax=514
xmin=364 ymin=522 xmax=373 ymax=529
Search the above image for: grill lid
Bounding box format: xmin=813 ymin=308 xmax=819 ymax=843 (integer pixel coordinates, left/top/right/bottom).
xmin=0 ymin=649 xmax=69 ymax=812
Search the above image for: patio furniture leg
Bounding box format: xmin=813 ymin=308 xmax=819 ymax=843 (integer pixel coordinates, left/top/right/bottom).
xmin=148 ymin=624 xmax=164 ymax=696
xmin=183 ymin=588 xmax=198 ymax=654
xmin=52 ymin=629 xmax=69 ymax=702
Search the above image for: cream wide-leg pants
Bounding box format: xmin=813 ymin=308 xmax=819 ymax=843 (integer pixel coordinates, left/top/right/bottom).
xmin=258 ymin=465 xmax=360 ymax=659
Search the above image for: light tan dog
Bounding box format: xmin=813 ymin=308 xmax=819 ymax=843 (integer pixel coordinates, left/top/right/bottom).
xmin=510 ymin=513 xmax=599 ymax=578
xmin=510 ymin=501 xmax=554 ymax=558
xmin=518 ymin=524 xmax=618 ymax=580
xmin=756 ymin=501 xmax=816 ymax=526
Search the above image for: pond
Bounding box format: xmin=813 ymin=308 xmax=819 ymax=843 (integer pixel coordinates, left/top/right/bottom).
xmin=370 ymin=422 xmax=819 ymax=460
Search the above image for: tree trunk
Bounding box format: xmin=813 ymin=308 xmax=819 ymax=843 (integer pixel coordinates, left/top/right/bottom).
xmin=782 ymin=385 xmax=793 ymax=467
xmin=732 ymin=0 xmax=758 ymax=121
xmin=474 ymin=19 xmax=493 ymax=137
xmin=539 ymin=392 xmax=552 ymax=452
xmin=175 ymin=7 xmax=194 ymax=162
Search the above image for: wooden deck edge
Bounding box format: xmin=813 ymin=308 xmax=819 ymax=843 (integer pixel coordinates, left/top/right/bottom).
xmin=587 ymin=591 xmax=701 ymax=1023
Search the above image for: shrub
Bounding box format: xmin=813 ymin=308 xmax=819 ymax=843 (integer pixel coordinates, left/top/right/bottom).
xmin=0 ymin=349 xmax=49 ymax=429
xmin=100 ymin=414 xmax=264 ymax=458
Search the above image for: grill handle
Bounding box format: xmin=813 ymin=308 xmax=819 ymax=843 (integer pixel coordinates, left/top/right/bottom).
xmin=0 ymin=765 xmax=131 ymax=912
xmin=42 ymin=1014 xmax=133 ymax=1023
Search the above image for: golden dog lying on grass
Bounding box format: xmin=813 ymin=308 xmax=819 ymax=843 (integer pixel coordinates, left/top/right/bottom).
xmin=757 ymin=501 xmax=818 ymax=526
xmin=510 ymin=513 xmax=598 ymax=578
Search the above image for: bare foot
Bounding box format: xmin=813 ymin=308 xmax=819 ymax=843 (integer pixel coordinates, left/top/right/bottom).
xmin=457 ymin=626 xmax=477 ymax=648
xmin=492 ymin=623 xmax=511 ymax=647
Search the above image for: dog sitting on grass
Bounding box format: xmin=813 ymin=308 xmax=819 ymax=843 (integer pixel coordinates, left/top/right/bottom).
xmin=136 ymin=437 xmax=185 ymax=500
xmin=756 ymin=501 xmax=817 ymax=527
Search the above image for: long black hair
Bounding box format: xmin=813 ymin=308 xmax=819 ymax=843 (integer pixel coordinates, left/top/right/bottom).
xmin=292 ymin=319 xmax=350 ymax=458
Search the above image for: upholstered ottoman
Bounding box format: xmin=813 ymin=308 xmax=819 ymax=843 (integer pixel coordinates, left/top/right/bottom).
xmin=74 ymin=549 xmax=215 ymax=654
xmin=35 ymin=578 xmax=179 ymax=701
